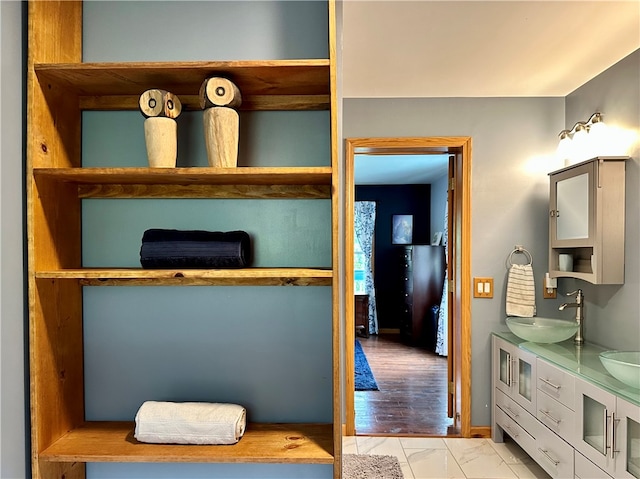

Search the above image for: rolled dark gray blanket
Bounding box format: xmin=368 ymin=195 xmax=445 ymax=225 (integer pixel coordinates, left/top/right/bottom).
xmin=140 ymin=229 xmax=251 ymax=269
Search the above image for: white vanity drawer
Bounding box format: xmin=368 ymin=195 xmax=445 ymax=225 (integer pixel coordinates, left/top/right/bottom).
xmin=575 ymin=451 xmax=613 ymax=479
xmin=534 ymin=421 xmax=574 ymax=479
xmin=495 ymin=388 xmax=539 ymax=435
xmin=495 ymin=403 xmax=537 ymax=460
xmin=537 ymin=389 xmax=575 ymax=445
xmin=538 ymin=358 xmax=575 ymax=410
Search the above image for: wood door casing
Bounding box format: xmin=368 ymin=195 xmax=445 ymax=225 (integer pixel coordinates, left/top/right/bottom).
xmin=344 ymin=137 xmax=472 ymax=438
xmin=447 ymin=155 xmax=455 ymax=420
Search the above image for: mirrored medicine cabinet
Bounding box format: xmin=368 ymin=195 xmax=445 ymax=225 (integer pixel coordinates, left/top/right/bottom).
xmin=549 ymin=156 xmax=629 ymax=285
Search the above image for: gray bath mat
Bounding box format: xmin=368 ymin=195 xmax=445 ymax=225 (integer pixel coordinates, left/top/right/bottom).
xmin=342 ymin=454 xmax=404 ymax=479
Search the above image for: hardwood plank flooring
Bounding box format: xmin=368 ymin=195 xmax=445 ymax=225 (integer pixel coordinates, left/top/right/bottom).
xmin=355 ymin=333 xmax=458 ymax=436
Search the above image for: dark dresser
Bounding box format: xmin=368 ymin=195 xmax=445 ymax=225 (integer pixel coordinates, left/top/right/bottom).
xmin=354 ymin=294 xmax=370 ymax=338
xmin=399 ymin=245 xmax=446 ymax=348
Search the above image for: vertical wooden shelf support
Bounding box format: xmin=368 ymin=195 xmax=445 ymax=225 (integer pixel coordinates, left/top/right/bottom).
xmin=28 ymin=3 xmax=85 ymax=479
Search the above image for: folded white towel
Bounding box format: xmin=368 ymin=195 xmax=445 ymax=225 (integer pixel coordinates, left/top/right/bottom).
xmin=134 ymin=401 xmax=246 ymax=445
xmin=506 ymin=264 xmax=536 ymax=317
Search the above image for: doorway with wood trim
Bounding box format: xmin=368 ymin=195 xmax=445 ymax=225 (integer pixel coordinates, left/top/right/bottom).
xmin=344 ymin=137 xmax=472 ymax=437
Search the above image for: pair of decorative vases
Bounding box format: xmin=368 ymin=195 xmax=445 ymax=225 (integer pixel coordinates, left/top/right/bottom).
xmin=140 ymin=77 xmax=242 ymax=168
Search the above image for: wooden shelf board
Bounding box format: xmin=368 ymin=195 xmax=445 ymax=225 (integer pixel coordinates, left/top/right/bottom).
xmin=35 ymin=268 xmax=333 ymax=286
xmin=75 ymin=184 xmax=332 ymax=199
xmin=34 ymin=167 xmax=332 ymax=186
xmin=35 ymin=60 xmax=330 ymax=97
xmin=39 ymin=421 xmax=334 ymax=464
xmin=79 ymin=94 xmax=330 ymax=111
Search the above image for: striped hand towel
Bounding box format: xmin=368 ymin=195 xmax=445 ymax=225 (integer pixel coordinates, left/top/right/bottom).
xmin=506 ymin=264 xmax=536 ymax=317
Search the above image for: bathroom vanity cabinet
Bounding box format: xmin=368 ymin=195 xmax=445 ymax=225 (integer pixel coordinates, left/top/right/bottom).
xmin=492 ymin=332 xmax=640 ymax=479
xmin=548 ymin=156 xmax=629 ymax=284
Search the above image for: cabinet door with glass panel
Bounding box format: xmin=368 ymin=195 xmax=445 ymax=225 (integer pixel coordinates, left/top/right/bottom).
xmin=548 ymin=156 xmax=627 ymax=284
xmin=574 ymin=377 xmax=640 ymax=478
xmin=615 ymin=398 xmax=640 ymax=479
xmin=550 ymin=161 xmax=595 ymax=248
xmin=493 ymin=337 xmax=537 ymax=416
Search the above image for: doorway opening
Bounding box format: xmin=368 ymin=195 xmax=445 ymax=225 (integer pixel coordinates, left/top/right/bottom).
xmin=344 ymin=137 xmax=472 ymax=437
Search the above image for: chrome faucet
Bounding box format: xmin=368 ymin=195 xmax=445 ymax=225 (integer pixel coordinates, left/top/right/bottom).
xmin=559 ymin=289 xmax=584 ymax=345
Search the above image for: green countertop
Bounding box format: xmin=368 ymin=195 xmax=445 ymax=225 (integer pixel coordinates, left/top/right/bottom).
xmin=493 ymin=329 xmax=640 ymax=407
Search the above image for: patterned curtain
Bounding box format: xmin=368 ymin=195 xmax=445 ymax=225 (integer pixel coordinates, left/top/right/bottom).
xmin=354 ymin=201 xmax=378 ymax=334
xmin=435 ymin=197 xmax=449 ymax=356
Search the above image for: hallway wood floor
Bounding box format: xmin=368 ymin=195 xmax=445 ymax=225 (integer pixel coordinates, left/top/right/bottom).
xmin=355 ymin=333 xmax=457 ymax=436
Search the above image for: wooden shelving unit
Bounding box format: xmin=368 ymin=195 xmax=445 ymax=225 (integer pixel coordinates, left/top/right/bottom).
xmin=27 ymin=1 xmax=340 ymax=478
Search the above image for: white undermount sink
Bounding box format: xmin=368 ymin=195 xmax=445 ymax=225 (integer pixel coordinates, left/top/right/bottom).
xmin=506 ymin=316 xmax=580 ymax=344
xmin=599 ymin=351 xmax=640 ymax=389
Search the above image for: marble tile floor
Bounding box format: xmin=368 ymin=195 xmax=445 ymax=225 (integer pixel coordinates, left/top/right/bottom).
xmin=343 ymin=436 xmax=552 ymax=479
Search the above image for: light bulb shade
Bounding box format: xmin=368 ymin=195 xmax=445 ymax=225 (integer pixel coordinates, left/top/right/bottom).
xmin=572 ymin=127 xmax=590 ymax=164
xmin=556 ymin=134 xmax=573 ymax=164
xmin=588 ymin=120 xmax=608 ymax=157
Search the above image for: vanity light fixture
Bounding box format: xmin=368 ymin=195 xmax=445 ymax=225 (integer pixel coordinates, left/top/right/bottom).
xmin=556 ymin=112 xmax=607 ymax=166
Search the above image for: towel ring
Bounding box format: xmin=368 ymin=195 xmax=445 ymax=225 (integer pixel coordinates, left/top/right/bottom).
xmin=508 ymin=246 xmax=533 ymax=266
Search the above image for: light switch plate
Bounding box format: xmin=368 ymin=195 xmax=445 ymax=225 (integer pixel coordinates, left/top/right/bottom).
xmin=473 ymin=277 xmax=494 ymax=298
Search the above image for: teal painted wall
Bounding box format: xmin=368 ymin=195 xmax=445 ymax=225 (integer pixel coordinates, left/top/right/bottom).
xmin=83 ymin=1 xmax=328 ymax=62
xmin=82 ymin=2 xmax=333 ymax=477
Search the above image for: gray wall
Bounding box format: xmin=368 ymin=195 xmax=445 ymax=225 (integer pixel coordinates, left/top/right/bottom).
xmin=343 ymin=96 xmax=566 ymax=426
xmin=562 ymin=50 xmax=640 ymax=351
xmin=343 ymin=49 xmax=640 ymax=427
xmin=0 ymin=1 xmax=27 ymax=477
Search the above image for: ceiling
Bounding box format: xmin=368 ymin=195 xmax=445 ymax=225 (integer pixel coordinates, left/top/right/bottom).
xmin=342 ymin=1 xmax=640 ymax=98
xmin=346 ymin=1 xmax=639 ymax=184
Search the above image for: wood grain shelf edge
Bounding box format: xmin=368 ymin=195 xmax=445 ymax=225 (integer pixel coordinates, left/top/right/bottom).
xmin=33 ymin=167 xmax=333 ymax=185
xmin=79 ymin=94 xmax=330 ymax=112
xmin=34 ymin=60 xmax=331 ymax=97
xmin=35 ymin=268 xmax=333 ymax=286
xmin=39 ymin=421 xmax=334 ymax=464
